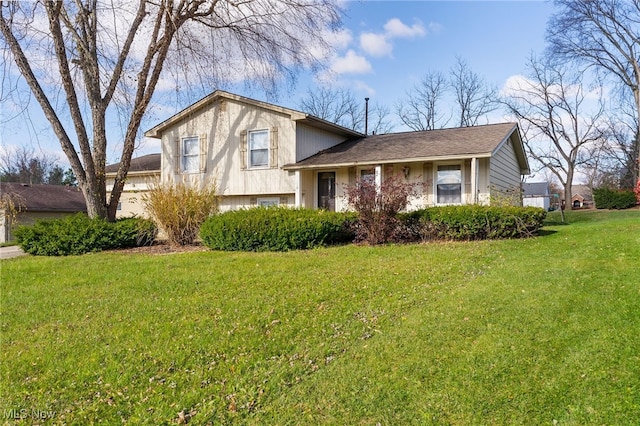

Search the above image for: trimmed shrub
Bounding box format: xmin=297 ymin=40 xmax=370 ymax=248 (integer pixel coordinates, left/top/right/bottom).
xmin=14 ymin=214 xmax=157 ymax=256
xmin=143 ymin=180 xmax=219 ymax=245
xmin=593 ymin=187 xmax=637 ymax=209
xmin=401 ymin=205 xmax=547 ymax=241
xmin=200 ymin=207 xmax=356 ymax=251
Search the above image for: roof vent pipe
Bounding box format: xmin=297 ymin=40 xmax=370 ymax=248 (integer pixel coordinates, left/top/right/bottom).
xmin=364 ymin=97 xmax=370 ymax=136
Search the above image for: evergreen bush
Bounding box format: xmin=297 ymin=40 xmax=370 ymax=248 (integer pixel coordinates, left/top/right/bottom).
xmin=593 ymin=187 xmax=637 ymax=209
xmin=200 ymin=207 xmax=356 ymax=251
xmin=14 ymin=214 xmax=157 ymax=256
xmin=401 ymin=206 xmax=547 ymax=241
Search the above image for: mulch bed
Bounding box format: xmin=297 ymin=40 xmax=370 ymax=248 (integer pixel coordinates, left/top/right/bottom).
xmin=108 ymin=242 xmax=209 ymax=255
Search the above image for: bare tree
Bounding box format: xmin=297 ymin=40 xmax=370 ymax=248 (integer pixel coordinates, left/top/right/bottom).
xmin=299 ymin=87 xmax=394 ymax=134
xmin=367 ymin=101 xmax=394 ymax=135
xmin=396 ymin=71 xmax=448 ymax=131
xmin=502 ymin=57 xmax=606 ymax=208
xmin=598 ymin=95 xmax=640 ymax=189
xmin=1 ymin=0 xmax=342 ymax=220
xmin=547 ymin=0 xmax=640 ymax=184
xmin=300 ymin=87 xmax=362 ymax=131
xmin=449 ymin=57 xmax=498 ymax=127
xmin=396 ymin=60 xmax=496 ymax=131
xmin=0 ymin=146 xmax=57 ymax=184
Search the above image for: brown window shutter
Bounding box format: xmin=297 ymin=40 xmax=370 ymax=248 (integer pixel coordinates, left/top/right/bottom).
xmin=199 ymin=133 xmax=207 ymax=173
xmin=270 ymin=127 xmax=278 ymax=168
xmin=240 ymin=130 xmax=247 ymax=170
xmin=174 ymin=137 xmax=180 ymax=174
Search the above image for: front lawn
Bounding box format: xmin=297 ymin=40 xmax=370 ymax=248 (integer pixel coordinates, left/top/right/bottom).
xmin=1 ymin=210 xmax=639 ymax=424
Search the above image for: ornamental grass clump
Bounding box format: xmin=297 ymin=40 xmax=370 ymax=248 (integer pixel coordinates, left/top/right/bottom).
xmin=143 ymin=179 xmax=219 ymax=245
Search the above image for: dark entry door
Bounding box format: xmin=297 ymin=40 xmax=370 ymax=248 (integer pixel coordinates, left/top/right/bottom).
xmin=318 ymin=172 xmax=336 ymax=211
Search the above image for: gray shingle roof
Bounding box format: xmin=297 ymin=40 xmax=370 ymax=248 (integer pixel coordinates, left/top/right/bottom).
xmin=285 ymin=123 xmax=522 ymax=169
xmin=1 ymin=183 xmax=87 ymax=212
xmin=105 ymin=153 xmax=161 ymax=173
xmin=523 ymin=182 xmax=550 ymax=196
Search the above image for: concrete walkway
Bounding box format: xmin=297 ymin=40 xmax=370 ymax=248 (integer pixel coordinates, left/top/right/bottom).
xmin=0 ymin=245 xmax=27 ymax=260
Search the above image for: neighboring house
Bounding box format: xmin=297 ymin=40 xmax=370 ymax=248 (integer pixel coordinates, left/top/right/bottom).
xmin=571 ymin=185 xmax=594 ymax=209
xmin=0 ymin=183 xmax=86 ymax=243
xmin=144 ymin=90 xmax=530 ymax=212
xmin=522 ymin=182 xmax=551 ymax=210
xmin=105 ymin=153 xmax=161 ymax=218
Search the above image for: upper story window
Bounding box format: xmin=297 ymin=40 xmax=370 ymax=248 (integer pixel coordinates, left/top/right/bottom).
xmin=181 ymin=136 xmax=199 ymax=173
xmin=249 ymin=129 xmax=269 ymax=168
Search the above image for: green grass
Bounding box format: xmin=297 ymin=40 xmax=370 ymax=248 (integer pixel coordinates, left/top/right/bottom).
xmin=1 ymin=209 xmax=639 ymax=425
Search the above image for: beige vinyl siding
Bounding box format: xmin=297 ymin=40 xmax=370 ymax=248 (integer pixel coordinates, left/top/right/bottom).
xmin=463 ymin=160 xmax=472 ymax=204
xmin=161 ymin=97 xmax=297 ymax=197
xmin=477 ymin=158 xmax=491 ymax=205
xmin=296 ymin=124 xmax=350 ymax=162
xmin=299 ymin=170 xmax=315 ymax=209
xmin=490 ymin=137 xmax=521 ymax=194
xmin=106 ymin=171 xmax=159 ymax=219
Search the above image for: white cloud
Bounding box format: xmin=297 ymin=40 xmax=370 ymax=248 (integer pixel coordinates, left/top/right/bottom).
xmin=383 ymin=18 xmax=426 ymax=39
xmin=428 ymin=22 xmax=444 ymax=34
xmin=331 ymin=29 xmax=354 ymax=50
xmin=331 ymin=50 xmax=372 ymax=75
xmin=360 ymin=32 xmax=393 ymax=57
xmin=501 ymin=74 xmax=531 ymax=97
xmin=356 ymin=18 xmax=427 ymax=58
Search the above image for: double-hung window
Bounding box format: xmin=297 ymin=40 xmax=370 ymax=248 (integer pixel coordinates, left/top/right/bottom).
xmin=249 ymin=129 xmax=269 ymax=168
xmin=437 ymin=164 xmax=462 ymax=204
xmin=360 ymin=168 xmax=375 ymax=184
xmin=181 ymin=136 xmax=199 ymax=173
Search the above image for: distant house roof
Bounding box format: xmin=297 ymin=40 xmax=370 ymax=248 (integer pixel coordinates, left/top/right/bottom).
xmin=105 ymin=153 xmax=161 ymax=174
xmin=1 ymin=183 xmax=87 ymax=213
xmin=284 ymin=122 xmax=529 ymax=174
xmin=571 ymin=185 xmax=593 ymax=201
xmin=523 ymin=182 xmax=550 ymax=197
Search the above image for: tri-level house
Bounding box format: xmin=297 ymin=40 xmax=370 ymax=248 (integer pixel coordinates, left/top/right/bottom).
xmin=143 ymin=90 xmax=530 ymax=212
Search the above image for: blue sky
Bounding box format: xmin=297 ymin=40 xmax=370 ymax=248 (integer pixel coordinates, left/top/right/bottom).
xmin=1 ymin=0 xmax=558 ymax=166
xmin=290 ymin=0 xmax=556 ymax=120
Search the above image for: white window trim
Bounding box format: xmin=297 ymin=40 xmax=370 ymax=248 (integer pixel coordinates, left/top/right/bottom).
xmin=181 ymin=136 xmax=200 ymax=174
xmin=434 ymin=161 xmax=464 ymax=205
xmin=248 ymin=129 xmax=269 ymax=169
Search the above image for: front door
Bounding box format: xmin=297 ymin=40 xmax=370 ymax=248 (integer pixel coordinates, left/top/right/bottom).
xmin=318 ymin=172 xmax=336 ymax=211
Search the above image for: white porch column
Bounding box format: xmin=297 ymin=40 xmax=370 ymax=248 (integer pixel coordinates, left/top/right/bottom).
xmin=374 ymin=165 xmax=382 ymax=190
xmin=294 ymin=170 xmax=302 ymax=207
xmin=470 ymin=157 xmax=478 ymax=204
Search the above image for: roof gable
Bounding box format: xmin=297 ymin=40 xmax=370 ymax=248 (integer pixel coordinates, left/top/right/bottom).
xmin=1 ymin=183 xmax=87 ymax=212
xmin=285 ymin=123 xmax=529 ymax=171
xmin=523 ymin=182 xmax=550 ymax=196
xmin=144 ymin=90 xmax=362 ymax=139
